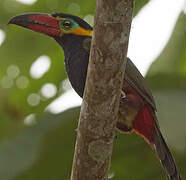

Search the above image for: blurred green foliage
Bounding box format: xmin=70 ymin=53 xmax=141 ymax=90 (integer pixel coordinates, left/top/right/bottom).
xmin=0 ymin=0 xmax=185 ymax=179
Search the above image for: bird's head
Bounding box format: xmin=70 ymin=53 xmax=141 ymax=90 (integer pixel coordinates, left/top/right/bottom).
xmin=9 ymin=13 xmax=93 ymax=97
xmin=8 ymin=13 xmax=93 ymax=38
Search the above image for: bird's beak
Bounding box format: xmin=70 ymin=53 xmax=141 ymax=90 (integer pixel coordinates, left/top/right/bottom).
xmin=8 ymin=13 xmax=61 ymax=37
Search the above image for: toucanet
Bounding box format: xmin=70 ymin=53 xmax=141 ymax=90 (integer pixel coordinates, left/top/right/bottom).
xmin=9 ymin=13 xmax=181 ymax=180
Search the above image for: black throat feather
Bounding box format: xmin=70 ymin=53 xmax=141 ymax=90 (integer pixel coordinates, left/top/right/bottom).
xmin=55 ymin=34 xmax=92 ymax=97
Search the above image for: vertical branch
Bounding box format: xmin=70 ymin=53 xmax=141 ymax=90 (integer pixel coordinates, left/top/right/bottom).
xmin=71 ymin=0 xmax=134 ymax=180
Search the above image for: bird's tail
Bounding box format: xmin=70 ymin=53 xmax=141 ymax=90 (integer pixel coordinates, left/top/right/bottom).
xmin=134 ymin=105 xmax=181 ymax=180
xmin=153 ymin=122 xmax=181 ymax=180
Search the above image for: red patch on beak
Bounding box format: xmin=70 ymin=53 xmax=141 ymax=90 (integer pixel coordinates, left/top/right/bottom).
xmin=28 ymin=15 xmax=61 ymax=37
xmin=9 ymin=13 xmax=61 ymax=37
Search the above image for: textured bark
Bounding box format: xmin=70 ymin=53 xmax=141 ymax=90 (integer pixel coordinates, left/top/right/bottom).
xmin=70 ymin=0 xmax=134 ymax=180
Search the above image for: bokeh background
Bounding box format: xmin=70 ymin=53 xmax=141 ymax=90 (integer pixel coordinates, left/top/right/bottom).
xmin=0 ymin=0 xmax=186 ymax=179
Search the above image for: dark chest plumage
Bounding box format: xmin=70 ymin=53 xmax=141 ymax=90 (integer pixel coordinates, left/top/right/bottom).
xmin=55 ymin=35 xmax=91 ymax=97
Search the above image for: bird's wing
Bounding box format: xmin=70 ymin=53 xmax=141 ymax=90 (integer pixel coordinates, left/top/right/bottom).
xmin=124 ymin=58 xmax=156 ymax=111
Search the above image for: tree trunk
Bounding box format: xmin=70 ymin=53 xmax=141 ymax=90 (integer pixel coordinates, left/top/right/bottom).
xmin=70 ymin=0 xmax=134 ymax=179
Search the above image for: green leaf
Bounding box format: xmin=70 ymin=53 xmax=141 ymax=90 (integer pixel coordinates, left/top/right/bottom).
xmin=0 ymin=107 xmax=183 ymax=180
xmin=147 ymin=13 xmax=186 ymax=76
xmin=134 ymin=0 xmax=149 ymax=16
xmin=0 ymin=107 xmax=79 ymax=180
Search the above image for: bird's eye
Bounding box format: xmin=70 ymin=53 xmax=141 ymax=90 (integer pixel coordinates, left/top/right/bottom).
xmin=62 ymin=20 xmax=71 ymax=29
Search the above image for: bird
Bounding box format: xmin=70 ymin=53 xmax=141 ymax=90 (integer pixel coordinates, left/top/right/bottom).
xmin=9 ymin=13 xmax=181 ymax=180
